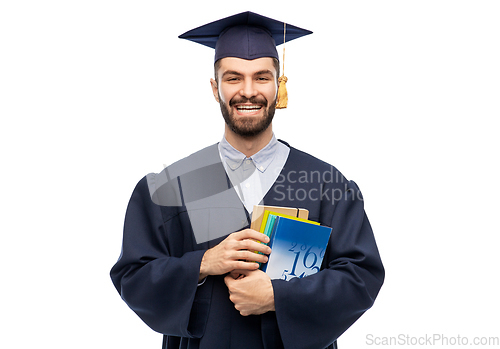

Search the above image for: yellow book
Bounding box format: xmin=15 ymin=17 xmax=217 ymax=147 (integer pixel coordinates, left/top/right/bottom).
xmin=250 ymin=205 xmax=309 ymax=232
xmin=261 ymin=210 xmax=319 ymax=237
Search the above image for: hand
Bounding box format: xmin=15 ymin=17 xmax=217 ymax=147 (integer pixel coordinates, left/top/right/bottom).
xmin=199 ymin=229 xmax=271 ymax=281
xmin=224 ymin=269 xmax=275 ymax=316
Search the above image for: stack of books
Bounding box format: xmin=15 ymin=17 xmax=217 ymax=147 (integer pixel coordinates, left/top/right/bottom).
xmin=250 ymin=205 xmax=332 ymax=281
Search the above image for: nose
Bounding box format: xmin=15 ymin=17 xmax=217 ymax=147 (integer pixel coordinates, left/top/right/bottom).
xmin=239 ymin=79 xmax=258 ymax=99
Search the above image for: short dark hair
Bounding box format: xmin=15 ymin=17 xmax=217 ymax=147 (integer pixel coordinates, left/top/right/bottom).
xmin=214 ymin=58 xmax=280 ymax=84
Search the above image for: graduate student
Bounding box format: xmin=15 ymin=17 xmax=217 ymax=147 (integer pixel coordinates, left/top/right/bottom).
xmin=110 ymin=11 xmax=384 ymax=349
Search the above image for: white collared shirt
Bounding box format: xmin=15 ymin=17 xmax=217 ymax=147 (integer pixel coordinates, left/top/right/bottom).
xmin=218 ymin=134 xmax=290 ymax=214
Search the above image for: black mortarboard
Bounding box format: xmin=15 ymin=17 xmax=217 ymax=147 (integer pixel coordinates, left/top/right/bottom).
xmin=178 ymin=11 xmax=312 ymax=108
xmin=179 ymin=11 xmax=312 ymax=62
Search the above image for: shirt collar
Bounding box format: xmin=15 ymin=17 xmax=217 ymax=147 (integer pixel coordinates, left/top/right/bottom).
xmin=219 ymin=134 xmax=279 ymax=173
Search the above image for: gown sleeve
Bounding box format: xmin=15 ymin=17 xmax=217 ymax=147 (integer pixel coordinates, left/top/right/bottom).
xmin=110 ymin=176 xmax=211 ymax=338
xmin=271 ymin=180 xmax=385 ymax=349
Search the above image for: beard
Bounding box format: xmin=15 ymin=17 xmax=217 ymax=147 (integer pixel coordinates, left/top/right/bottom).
xmin=219 ymin=94 xmax=276 ymax=138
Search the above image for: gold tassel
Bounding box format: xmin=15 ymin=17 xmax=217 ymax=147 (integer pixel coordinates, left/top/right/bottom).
xmin=275 ymin=22 xmax=288 ymax=109
xmin=276 ymin=76 xmax=288 ymax=109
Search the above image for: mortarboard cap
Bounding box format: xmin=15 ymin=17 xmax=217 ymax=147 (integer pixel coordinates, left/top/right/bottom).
xmin=178 ymin=11 xmax=312 ymax=62
xmin=178 ymin=11 xmax=312 ymax=108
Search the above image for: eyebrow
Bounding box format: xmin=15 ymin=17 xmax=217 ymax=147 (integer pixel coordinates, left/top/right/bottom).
xmin=254 ymin=70 xmax=274 ymax=77
xmin=221 ymin=69 xmax=275 ymax=79
xmin=221 ymin=70 xmax=243 ymax=79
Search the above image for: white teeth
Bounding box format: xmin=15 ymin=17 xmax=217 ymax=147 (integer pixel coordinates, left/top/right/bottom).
xmin=236 ymin=105 xmax=262 ymax=113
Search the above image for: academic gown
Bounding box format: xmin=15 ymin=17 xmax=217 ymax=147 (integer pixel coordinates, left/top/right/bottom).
xmin=110 ymin=141 xmax=385 ymax=349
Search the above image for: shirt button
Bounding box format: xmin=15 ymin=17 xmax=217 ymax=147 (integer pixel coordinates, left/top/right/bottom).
xmin=245 ymin=159 xmax=251 ymax=165
xmin=245 ymin=183 xmax=251 ymax=188
xmin=259 ymin=166 xmax=264 ymax=171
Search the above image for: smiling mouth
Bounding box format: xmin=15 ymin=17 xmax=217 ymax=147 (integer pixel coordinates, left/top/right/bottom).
xmin=235 ymin=105 xmax=263 ymax=114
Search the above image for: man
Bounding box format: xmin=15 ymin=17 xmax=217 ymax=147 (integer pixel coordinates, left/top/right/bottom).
xmin=111 ymin=11 xmax=384 ymax=349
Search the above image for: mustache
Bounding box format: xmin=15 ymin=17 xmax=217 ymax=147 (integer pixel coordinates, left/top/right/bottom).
xmin=229 ymin=96 xmax=268 ymax=107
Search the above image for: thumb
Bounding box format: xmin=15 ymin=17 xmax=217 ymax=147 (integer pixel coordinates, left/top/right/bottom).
xmin=224 ymin=273 xmax=235 ymax=287
xmin=229 ymin=270 xmax=243 ymax=279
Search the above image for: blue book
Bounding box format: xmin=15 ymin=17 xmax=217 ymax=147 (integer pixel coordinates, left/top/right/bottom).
xmin=261 ymin=216 xmax=332 ymax=280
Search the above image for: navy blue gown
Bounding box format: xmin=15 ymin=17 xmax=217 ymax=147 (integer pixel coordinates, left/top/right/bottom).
xmin=110 ymin=141 xmax=384 ymax=349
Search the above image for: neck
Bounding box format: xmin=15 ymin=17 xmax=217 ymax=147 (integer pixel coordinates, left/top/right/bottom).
xmin=224 ymin=125 xmax=273 ymax=157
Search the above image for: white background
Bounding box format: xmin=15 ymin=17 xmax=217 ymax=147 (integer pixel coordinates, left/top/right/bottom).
xmin=1 ymin=1 xmax=499 ymax=348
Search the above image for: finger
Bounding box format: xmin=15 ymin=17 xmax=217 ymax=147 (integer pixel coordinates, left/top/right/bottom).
xmin=238 ymin=239 xmax=272 ymax=255
xmin=224 ymin=274 xmax=235 ymax=287
xmin=237 ymin=251 xmax=269 ymax=264
xmin=233 ymin=260 xmax=260 ymax=271
xmin=228 ymin=270 xmax=242 ymax=279
xmin=230 ymin=273 xmax=245 ymax=280
xmin=233 ymin=269 xmax=252 ymax=277
xmin=230 ymin=269 xmax=258 ymax=280
xmin=235 ymin=229 xmax=270 ymax=244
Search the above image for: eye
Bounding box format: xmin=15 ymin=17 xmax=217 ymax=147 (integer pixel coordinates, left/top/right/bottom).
xmin=256 ymin=75 xmax=272 ymax=82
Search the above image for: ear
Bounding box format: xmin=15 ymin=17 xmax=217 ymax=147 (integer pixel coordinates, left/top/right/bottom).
xmin=210 ymin=78 xmax=219 ymax=103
